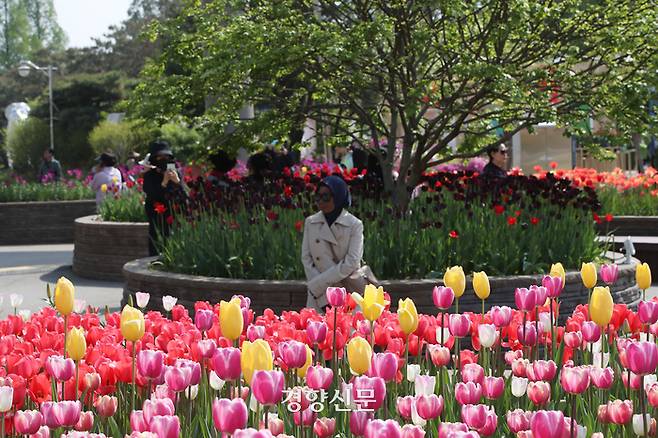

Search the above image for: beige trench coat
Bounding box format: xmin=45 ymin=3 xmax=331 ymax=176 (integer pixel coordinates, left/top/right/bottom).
xmin=301 ymin=210 xmax=364 ymax=310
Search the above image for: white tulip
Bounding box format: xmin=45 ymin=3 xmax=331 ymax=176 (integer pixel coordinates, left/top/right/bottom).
xmin=633 ymin=414 xmax=652 ymax=436
xmin=136 ymin=292 xmax=150 ymax=309
xmin=478 ymin=324 xmax=497 ymax=348
xmin=209 ymin=371 xmax=225 ymax=391
xmin=74 ymin=299 xmax=86 ymax=314
xmin=18 ymin=309 xmax=31 ymax=321
xmin=640 ymin=332 xmax=655 ymax=343
xmin=10 ymin=294 xmax=23 ymax=308
xmin=644 ymin=374 xmax=657 ymax=388
xmin=340 ymin=382 xmax=357 ymax=409
xmin=511 ymin=376 xmax=528 ymax=398
xmin=406 ymin=364 xmax=421 ymax=383
xmin=592 ymin=352 xmax=610 ymax=368
xmin=0 ymin=386 xmax=13 ymax=412
xmin=162 ymin=295 xmax=177 ymax=311
xmin=538 ymin=312 xmax=553 ymax=333
xmin=414 ymin=374 xmax=436 ymax=396
xmin=435 ymin=327 xmax=451 ymax=345
xmin=249 ymin=393 xmax=258 ymax=412
xmin=184 ymin=385 xmax=198 ymax=400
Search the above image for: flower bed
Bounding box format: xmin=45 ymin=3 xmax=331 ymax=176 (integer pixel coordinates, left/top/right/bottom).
xmin=73 ymin=216 xmax=149 ymax=281
xmin=122 ymin=254 xmax=640 ymax=319
xmin=1 ymin=261 xmax=654 ymax=438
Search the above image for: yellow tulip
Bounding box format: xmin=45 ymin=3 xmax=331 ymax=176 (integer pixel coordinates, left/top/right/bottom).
xmin=54 ymin=276 xmax=75 ymax=316
xmin=581 ymin=262 xmax=597 ymax=289
xmin=241 ymin=339 xmax=273 ymax=385
xmin=100 ymin=184 xmax=108 ymax=193
xmin=590 ymin=286 xmax=613 ymax=327
xmin=66 ymin=327 xmax=86 ymax=361
xmin=351 ymin=284 xmax=388 ymax=322
xmin=120 ymin=305 xmax=145 ymax=342
xmin=296 ymin=345 xmax=313 ymax=378
xmin=220 ymin=298 xmax=243 ymax=341
xmin=473 ymin=272 xmax=490 ymax=300
xmin=637 ymin=262 xmax=652 ymax=290
xmin=550 ymin=263 xmax=566 ymax=287
xmin=398 ymin=298 xmax=419 ymax=336
xmin=444 ymin=266 xmax=466 ymax=298
xmin=346 ymin=336 xmax=372 ymax=375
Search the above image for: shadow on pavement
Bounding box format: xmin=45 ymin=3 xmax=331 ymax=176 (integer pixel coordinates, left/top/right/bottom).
xmin=39 ymin=265 xmax=123 ymax=288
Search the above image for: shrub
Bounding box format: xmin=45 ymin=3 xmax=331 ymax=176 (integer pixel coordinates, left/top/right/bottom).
xmin=98 ymin=188 xmax=147 ymax=222
xmin=7 ymin=117 xmax=50 ymax=177
xmin=89 ymin=120 xmax=153 ymax=163
xmin=0 ymin=180 xmax=93 ymax=202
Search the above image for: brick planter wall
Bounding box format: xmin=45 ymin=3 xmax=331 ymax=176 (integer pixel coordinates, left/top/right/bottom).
xmin=123 ymin=255 xmax=640 ymax=319
xmin=0 ymin=200 xmax=96 ymax=245
xmin=73 ymin=215 xmax=149 ymax=281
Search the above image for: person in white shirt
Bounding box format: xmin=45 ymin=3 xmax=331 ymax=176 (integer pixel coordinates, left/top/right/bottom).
xmin=91 ymin=152 xmax=123 ymax=209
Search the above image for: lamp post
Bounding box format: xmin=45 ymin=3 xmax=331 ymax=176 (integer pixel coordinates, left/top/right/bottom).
xmin=18 ymin=60 xmax=57 ymax=151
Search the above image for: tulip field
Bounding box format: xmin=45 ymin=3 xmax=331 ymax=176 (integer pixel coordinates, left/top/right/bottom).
xmin=0 ymin=261 xmax=656 ymax=438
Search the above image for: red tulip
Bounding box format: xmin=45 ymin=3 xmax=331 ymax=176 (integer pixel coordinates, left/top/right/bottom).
xmin=432 ymin=286 xmax=454 ymax=310
xmin=455 ymin=381 xmax=482 ymax=405
xmin=352 ymin=375 xmax=386 ymax=411
xmin=212 ymin=398 xmax=247 ymax=433
xmin=369 ymin=352 xmax=398 ymax=382
xmin=212 ymin=347 xmax=241 ymax=381
xmin=313 ymin=418 xmax=336 ymax=438
xmin=415 ymin=394 xmax=444 ymax=420
xmin=483 ymin=376 xmax=504 ymax=400
xmin=607 ymin=399 xmax=633 ymax=425
xmin=251 ymin=370 xmax=285 ymax=405
xmin=14 ymin=410 xmax=43 ymax=435
xmin=137 ymin=350 xmax=165 ymax=381
xmin=306 ymin=366 xmax=333 ymax=390
xmin=530 ymin=410 xmax=564 ymax=438
xmin=626 ymin=341 xmax=658 ymax=375
xmin=149 ymin=415 xmax=180 ymax=438
xmin=506 ymin=409 xmax=531 ymax=433
xmin=527 ymin=381 xmax=551 ymax=405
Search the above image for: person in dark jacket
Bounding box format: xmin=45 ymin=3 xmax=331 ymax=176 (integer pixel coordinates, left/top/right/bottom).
xmin=482 ymin=143 xmax=509 ymax=178
xmin=142 ymin=140 xmax=185 ymax=256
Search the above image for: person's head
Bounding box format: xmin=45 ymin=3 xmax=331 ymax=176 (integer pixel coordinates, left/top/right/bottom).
xmin=487 ymin=143 xmax=509 ymax=168
xmin=148 ymin=140 xmax=174 ymax=171
xmin=334 ymin=145 xmax=348 ymax=158
xmin=247 ymin=152 xmax=272 ymax=178
xmin=43 ymin=148 xmax=54 ymax=161
xmin=209 ymin=150 xmax=237 ymax=173
xmin=98 ymin=151 xmax=117 ymax=168
xmin=316 ymin=176 xmax=350 ymax=215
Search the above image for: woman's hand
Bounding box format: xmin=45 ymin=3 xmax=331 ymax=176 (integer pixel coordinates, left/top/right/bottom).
xmin=166 ymin=170 xmax=180 ymax=185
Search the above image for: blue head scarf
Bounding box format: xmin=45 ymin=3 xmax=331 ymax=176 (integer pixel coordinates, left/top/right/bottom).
xmin=319 ymin=175 xmax=351 ymax=226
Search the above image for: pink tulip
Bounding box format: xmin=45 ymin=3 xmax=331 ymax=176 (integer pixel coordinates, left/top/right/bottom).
xmin=433 ymin=286 xmax=455 ymax=310
xmin=313 ymin=418 xmax=336 ymax=438
xmin=45 ymin=356 xmax=75 ymax=382
xmin=607 ymin=400 xmax=633 ymax=424
xmin=352 ymin=375 xmax=387 ymax=411
xmin=482 ymin=376 xmax=504 ymax=400
xmin=600 ymin=264 xmax=618 ymax=285
xmin=461 ymin=404 xmax=489 ymax=430
xmin=74 ymin=411 xmax=93 ymax=432
xmin=530 ymin=410 xmax=565 ymax=438
xmin=563 ymin=331 xmax=583 ymax=349
xmin=326 ymin=287 xmax=347 ymax=307
xmin=506 ymin=409 xmax=531 ymax=433
xmin=246 ymin=325 xmax=266 ymax=341
xmin=14 ymin=410 xmax=43 ymax=435
xmin=149 ymin=415 xmax=180 ymax=438
xmin=137 ymin=350 xmax=165 ymax=380
xmin=560 ymin=366 xmax=590 ymax=394
xmin=278 ymin=340 xmax=308 ymax=369
xmin=527 ymin=360 xmax=557 ymax=382
xmin=622 ymin=370 xmax=643 ymax=390
xmin=212 ymin=398 xmax=248 ymax=433
xmin=369 ymin=352 xmax=398 ymax=382
xmin=194 ymin=309 xmax=214 ymax=331
xmin=428 ymin=345 xmax=451 ymax=367
xmin=527 ymin=381 xmax=551 ymax=406
xmin=511 ymin=358 xmax=528 ymax=377
xmin=349 ymin=411 xmax=373 ymax=437
xmin=530 ymin=285 xmax=548 ymax=307
xmin=164 ymin=366 xmax=192 ymax=392
xmin=142 ymin=398 xmax=175 ymax=425
xmin=490 ymin=306 xmax=512 ymax=328
xmin=542 ymin=275 xmax=563 ymax=298
xmin=626 ymin=341 xmax=658 ymax=375
xmin=31 ymin=426 xmax=50 ymax=438
xmin=438 ymin=423 xmax=469 ymax=438
xmin=590 ymin=366 xmax=614 ymax=389
xmin=55 ymin=401 xmax=81 ymax=428
xmin=515 ymin=287 xmax=537 ymax=311
xmin=306 ymin=366 xmax=333 ymax=390
xmin=444 ymin=432 xmax=480 ymax=438
xmin=591 ymin=434 xmax=604 ymax=438
xmin=581 ymin=321 xmax=601 ymax=343
xmin=41 ymin=402 xmax=62 ymax=428
xmin=396 ymin=396 xmax=414 ymax=419
xmin=265 ymin=416 xmax=284 ymax=435
xmin=462 ymin=363 xmax=484 ymax=385
xmin=455 ymin=381 xmax=482 ymax=405
xmin=232 ymin=429 xmax=273 ymax=438
xmin=293 ymin=407 xmax=316 ymax=426
xmin=364 ymin=419 xmax=402 ymax=438
xmin=306 ymin=321 xmax=328 ymax=344
xmin=357 ymin=320 xmax=371 ymax=337
xmin=638 ymin=301 xmax=658 ymax=325
xmin=517 ymin=322 xmax=537 ymax=346
xmin=401 ymin=424 xmax=426 ymax=438
xmin=197 ymin=339 xmax=217 ymax=359
xmin=130 ymin=411 xmax=148 ymax=432
xmin=251 ymin=370 xmax=285 ymax=405
xmin=174 ymin=359 xmax=201 ymax=385
xmin=94 ymin=395 xmax=118 ymax=417
xmin=212 ymin=347 xmax=241 ymax=381
xmin=477 ymin=408 xmax=498 ymax=436
xmin=505 ymin=350 xmax=523 ymax=365
xmin=597 ymin=404 xmax=610 ymax=423
xmin=415 ymin=394 xmax=444 ymax=420
xmin=647 ymin=382 xmax=658 ymax=407
xmin=448 ymin=314 xmax=471 ymax=338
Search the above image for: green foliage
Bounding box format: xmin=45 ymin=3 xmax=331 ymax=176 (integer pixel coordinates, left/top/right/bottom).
xmin=89 ymin=120 xmax=153 ymax=163
xmin=158 ymin=121 xmax=202 ymax=163
xmin=7 ymin=117 xmax=48 ymax=176
xmin=0 ymin=180 xmax=93 ymax=202
xmin=99 ymin=189 xmax=147 ymax=222
xmin=598 ymin=187 xmax=658 ymax=216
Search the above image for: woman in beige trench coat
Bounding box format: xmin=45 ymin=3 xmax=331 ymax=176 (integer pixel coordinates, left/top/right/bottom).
xmin=301 ymin=176 xmax=367 ymax=311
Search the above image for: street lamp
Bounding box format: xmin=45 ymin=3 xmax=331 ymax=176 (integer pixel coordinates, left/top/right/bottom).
xmin=18 ymin=60 xmax=57 ymax=151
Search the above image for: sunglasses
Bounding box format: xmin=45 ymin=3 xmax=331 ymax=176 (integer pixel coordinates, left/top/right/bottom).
xmin=497 ymin=149 xmax=509 ymax=155
xmin=315 ymin=192 xmax=332 ymax=203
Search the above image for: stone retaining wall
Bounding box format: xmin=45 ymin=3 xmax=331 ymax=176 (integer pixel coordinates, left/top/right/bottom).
xmin=599 ymin=216 xmax=658 ymax=237
xmin=123 ymin=256 xmax=640 ymax=319
xmin=0 ymin=200 xmax=96 ymax=245
xmin=73 ymin=215 xmax=149 ymax=281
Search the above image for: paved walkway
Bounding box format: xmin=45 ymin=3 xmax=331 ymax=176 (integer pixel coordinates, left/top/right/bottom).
xmin=0 ymin=244 xmax=123 ymax=314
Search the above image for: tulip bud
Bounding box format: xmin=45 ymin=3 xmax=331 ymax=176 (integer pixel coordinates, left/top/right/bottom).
xmin=443 ymin=266 xmax=466 ymax=297
xmin=473 ymin=271 xmax=490 ymax=300
xmin=637 ymin=263 xmax=652 ymax=290
xmin=66 ymin=327 xmax=87 ymax=361
xmin=120 ymin=305 xmax=145 ymax=342
xmin=347 ymin=337 xmax=372 ymax=375
xmin=590 ymin=286 xmax=613 ymax=327
xmin=581 ymin=262 xmax=597 ymax=289
xmin=54 ymin=277 xmax=75 ymax=316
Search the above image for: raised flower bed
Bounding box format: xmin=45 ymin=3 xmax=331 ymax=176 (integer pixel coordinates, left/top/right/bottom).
xmin=73 ymin=215 xmax=149 ymax=281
